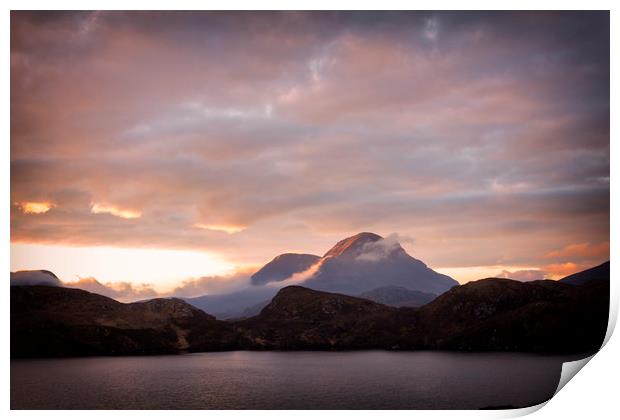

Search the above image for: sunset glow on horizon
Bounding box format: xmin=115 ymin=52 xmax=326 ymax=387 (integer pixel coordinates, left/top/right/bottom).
xmin=10 ymin=243 xmax=240 ymax=293
xmin=10 ymin=11 xmax=609 ymax=298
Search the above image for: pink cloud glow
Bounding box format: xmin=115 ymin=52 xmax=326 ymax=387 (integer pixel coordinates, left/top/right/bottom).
xmin=10 ymin=11 xmax=609 ymax=289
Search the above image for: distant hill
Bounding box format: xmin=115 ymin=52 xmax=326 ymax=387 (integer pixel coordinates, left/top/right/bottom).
xmin=560 ymin=261 xmax=609 ymax=286
xmin=239 ymin=299 xmax=272 ymax=318
xmin=184 ymin=287 xmax=278 ymax=320
xmin=10 ymin=270 xmax=62 ymax=287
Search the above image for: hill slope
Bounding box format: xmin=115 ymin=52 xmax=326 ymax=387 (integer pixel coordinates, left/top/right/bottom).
xmin=359 ymin=285 xmax=437 ymax=307
xmin=417 ymin=277 xmax=608 ymax=352
xmin=11 ymin=286 xmax=237 ymax=357
xmin=559 ymin=261 xmax=609 ymax=286
xmin=235 ymin=286 xmax=417 ymax=349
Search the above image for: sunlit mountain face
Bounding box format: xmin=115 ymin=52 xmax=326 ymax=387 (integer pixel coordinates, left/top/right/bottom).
xmin=10 ymin=11 xmax=609 ymax=298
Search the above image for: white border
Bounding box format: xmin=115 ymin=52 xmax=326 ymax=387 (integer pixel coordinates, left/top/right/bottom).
xmin=3 ymin=2 xmax=617 ymax=419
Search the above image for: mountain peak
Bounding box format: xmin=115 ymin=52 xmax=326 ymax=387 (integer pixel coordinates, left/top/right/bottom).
xmin=323 ymin=232 xmax=383 ymax=258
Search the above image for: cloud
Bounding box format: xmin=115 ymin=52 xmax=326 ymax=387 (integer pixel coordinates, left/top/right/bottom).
xmin=423 ymin=17 xmax=439 ymax=41
xmin=194 ymin=223 xmax=245 ymax=234
xmin=495 ymin=262 xmax=594 ymax=281
xmin=171 ymin=269 xmax=254 ymax=297
xmin=495 ymin=269 xmax=546 ymax=282
xmin=356 ymin=233 xmax=412 ymax=262
xmin=10 ymin=11 xmax=609 ymax=278
xmin=91 ymin=203 xmax=141 ymax=219
xmin=535 ymin=241 xmax=609 ymax=280
xmin=543 ymin=262 xmax=587 ymax=279
xmin=15 ymin=201 xmax=53 ymax=214
xmin=545 ymin=242 xmax=610 ymax=260
xmin=10 ymin=270 xmax=63 ymax=287
xmin=63 ymin=277 xmax=159 ymax=302
xmin=270 ymin=260 xmax=325 ymax=287
xmin=12 ymin=268 xmax=259 ymax=301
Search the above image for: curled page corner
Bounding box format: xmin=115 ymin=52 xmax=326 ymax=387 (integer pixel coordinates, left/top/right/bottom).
xmin=491 ymin=354 xmax=598 ymax=419
xmin=549 ymin=272 xmax=618 ymax=400
xmin=554 ymin=354 xmax=595 ymax=396
xmin=501 ymin=400 xmax=549 ymax=418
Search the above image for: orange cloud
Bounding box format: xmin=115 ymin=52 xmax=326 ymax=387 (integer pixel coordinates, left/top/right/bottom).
xmin=545 ymin=242 xmax=610 ymax=260
xmin=543 ymin=262 xmax=585 ymax=279
xmin=91 ymin=203 xmax=141 ymax=219
xmin=496 ymin=269 xmax=545 ymax=281
xmin=16 ymin=201 xmax=53 ymax=214
xmin=172 ymin=267 xmax=256 ymax=297
xmin=194 ymin=224 xmax=245 ymax=234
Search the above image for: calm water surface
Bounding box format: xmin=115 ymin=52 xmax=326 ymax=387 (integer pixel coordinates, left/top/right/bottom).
xmin=11 ymin=351 xmax=585 ymax=409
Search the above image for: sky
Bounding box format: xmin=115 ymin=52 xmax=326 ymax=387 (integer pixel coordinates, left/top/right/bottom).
xmin=10 ymin=11 xmax=609 ymax=298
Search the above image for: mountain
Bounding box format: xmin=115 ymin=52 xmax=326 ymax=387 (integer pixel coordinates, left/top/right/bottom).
xmin=301 ymin=232 xmax=458 ymax=295
xmin=250 ymin=253 xmax=320 ymax=285
xmin=239 ymin=299 xmax=272 ymax=318
xmin=560 ymin=261 xmax=609 ymax=286
xmin=11 ymin=285 xmax=237 ymax=357
xmin=359 ymin=285 xmax=437 ymax=307
xmin=184 ymin=232 xmax=455 ymax=318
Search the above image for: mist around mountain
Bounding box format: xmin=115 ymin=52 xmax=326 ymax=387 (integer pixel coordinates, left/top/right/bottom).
xmin=250 ymin=253 xmax=320 ymax=285
xmin=10 ymin=261 xmax=609 ymax=357
xmin=183 ymin=232 xmax=457 ymax=318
